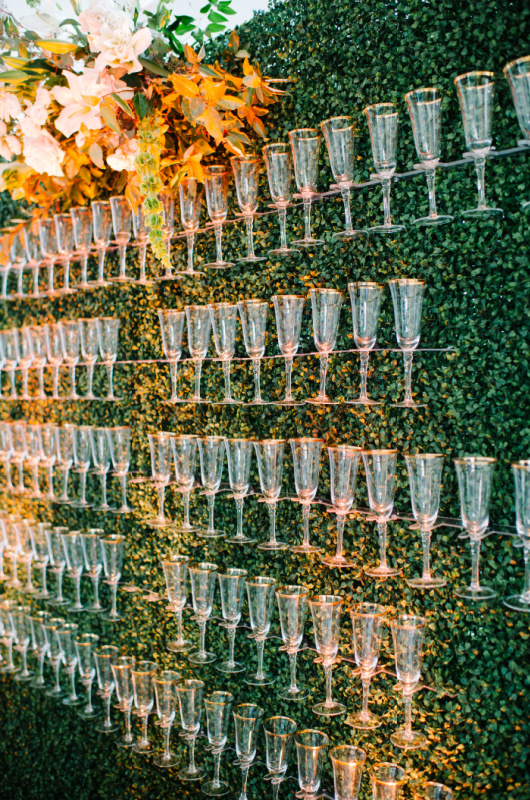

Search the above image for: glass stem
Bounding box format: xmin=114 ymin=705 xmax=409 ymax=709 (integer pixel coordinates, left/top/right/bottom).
xmin=425 ymin=167 xmax=438 ymax=218
xmin=17 ymin=461 xmax=24 ymax=492
xmin=272 ymin=782 xmax=280 ymax=800
xmin=8 ymin=367 xmax=16 ymax=398
xmin=212 ymin=749 xmax=222 ymax=788
xmin=284 ymin=356 xmax=294 ymax=402
xmin=207 ymin=493 xmax=215 ymax=533
xmin=403 ymin=351 xmax=414 ymax=404
xmin=97 ymin=248 xmax=106 ymax=282
xmin=470 ymin=536 xmax=481 ymax=592
xmin=157 ymin=484 xmax=166 ymax=522
xmin=69 ymin=668 xmax=77 ymax=701
xmin=79 ymin=253 xmax=88 ymax=286
xmin=359 ymin=350 xmax=370 ymax=400
xmin=193 ymin=358 xmax=203 ymax=402
xmin=138 ymin=242 xmax=147 ymax=281
xmin=110 ymin=582 xmax=118 ymax=618
xmin=186 ymin=232 xmax=195 ymax=273
xmin=124 ymin=707 xmax=132 ymax=742
xmin=182 ymin=491 xmax=191 ymax=528
xmin=41 ymin=564 xmax=48 ymax=596
xmin=169 ymin=359 xmax=179 ymax=401
xmin=119 ymin=474 xmax=128 ymax=510
xmin=227 ymin=626 xmax=236 ymax=667
xmin=163 ymin=724 xmax=171 ymax=759
xmin=22 ymin=368 xmax=29 ymax=399
xmin=420 ymin=528 xmax=432 ymax=580
xmin=32 ymin=463 xmax=40 ymax=494
xmin=198 ymin=618 xmax=207 ymax=658
xmin=47 ymin=465 xmax=54 ymax=498
xmin=361 ymin=674 xmax=371 ymax=718
xmin=324 ymin=662 xmax=334 ymax=706
xmin=251 ymin=358 xmax=262 ymax=402
xmin=61 ymin=466 xmax=70 ymax=502
xmin=21 ymin=647 xmax=29 ymax=676
xmin=235 ymin=497 xmax=244 ymax=539
xmin=37 ymin=365 xmax=45 ymax=398
xmin=521 ymin=540 xmax=530 ymax=602
xmin=381 ymin=176 xmax=392 ymax=227
xmin=79 ymin=469 xmax=87 ymax=505
xmin=474 ymin=155 xmax=487 ymax=209
xmin=222 ymin=360 xmax=232 ymax=402
xmin=255 ymin=638 xmax=266 ymax=680
xmin=32 ymin=264 xmax=40 ymax=296
xmin=341 ymin=186 xmax=353 ymax=231
xmin=377 ymin=521 xmax=388 ymax=570
xmin=86 ymin=362 xmax=94 ymax=398
xmin=119 ymin=244 xmax=127 ymax=279
xmin=5 ymin=459 xmax=12 ymax=491
xmin=301 ymin=503 xmax=311 ymax=547
xmin=56 ymin=568 xmax=64 ymax=603
xmin=52 ymin=365 xmax=60 ymax=399
xmin=47 ymin=259 xmax=55 ymax=293
xmin=303 ymin=197 xmax=312 ymax=240
xmin=74 ymin=575 xmax=82 ymax=608
xmin=105 ymin=693 xmax=112 ymax=727
xmin=25 ymin=561 xmax=33 ymax=592
xmin=267 ymin=502 xmax=278 ymax=546
xmin=278 ymin=206 xmax=288 ymax=250
xmin=141 ymin=714 xmax=149 ymax=746
xmin=245 ymin=215 xmax=256 ymax=258
xmin=92 ymin=575 xmax=100 ymax=609
xmin=288 ymin=650 xmax=298 ymax=693
xmin=318 ymin=353 xmax=329 ymax=399
xmin=403 ymin=690 xmax=413 ymax=738
xmin=85 ymin=678 xmax=93 ymax=713
xmin=53 ymin=659 xmax=61 ymax=692
xmin=240 ymin=764 xmax=250 ymax=800
xmin=214 ymin=223 xmax=223 ymax=263
xmin=335 ymin=514 xmax=346 ymax=560
xmin=37 ymin=654 xmax=45 ymax=684
xmin=105 ymin=363 xmax=114 ymax=399
xmin=63 ymin=258 xmax=71 ymax=291
xmin=176 ymin=608 xmax=185 ymax=646
xmin=99 ymin=472 xmax=107 ymax=508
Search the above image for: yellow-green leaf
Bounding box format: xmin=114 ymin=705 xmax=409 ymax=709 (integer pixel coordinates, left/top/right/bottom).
xmin=111 ymin=93 xmax=134 ymax=118
xmin=35 ymin=39 xmax=77 ymax=54
xmin=101 ymin=104 xmax=121 ymax=133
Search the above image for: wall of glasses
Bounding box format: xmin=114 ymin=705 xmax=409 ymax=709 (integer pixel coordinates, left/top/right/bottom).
xmin=0 ymin=0 xmax=529 ymax=799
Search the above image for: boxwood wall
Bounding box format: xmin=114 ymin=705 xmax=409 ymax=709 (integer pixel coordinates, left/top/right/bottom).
xmin=0 ymin=0 xmax=529 ymax=798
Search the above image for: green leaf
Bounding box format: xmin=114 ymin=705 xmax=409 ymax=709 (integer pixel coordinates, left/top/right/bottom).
xmin=111 ymin=93 xmax=134 ymax=118
xmin=218 ymin=2 xmax=237 ymax=13
xmin=208 ymin=10 xmax=228 ymax=22
xmin=100 ymin=104 xmax=120 ymax=133
xmin=0 ymin=69 xmax=34 ymax=83
xmin=200 ymin=3 xmax=211 ymax=11
xmin=134 ymin=92 xmax=149 ymax=120
xmin=206 ymin=22 xmax=226 ymax=32
xmin=138 ymin=56 xmax=169 ymax=77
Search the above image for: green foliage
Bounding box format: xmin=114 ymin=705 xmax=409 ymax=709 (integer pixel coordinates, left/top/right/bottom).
xmin=0 ymin=0 xmax=529 ymax=799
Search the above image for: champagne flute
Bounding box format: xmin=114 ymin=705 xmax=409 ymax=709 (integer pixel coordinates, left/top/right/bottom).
xmin=111 ymin=655 xmax=136 ymax=747
xmin=272 ymin=294 xmax=304 ymax=405
xmin=80 ymin=530 xmax=105 ymax=613
xmin=46 ymin=527 xmax=70 ymax=607
xmin=158 ymin=308 xmax=185 ymax=403
xmin=405 ymin=88 xmax=453 ymax=226
xmin=75 ymin=632 xmax=100 ymax=719
xmin=29 ymin=610 xmax=51 ymax=689
xmin=202 ymin=690 xmax=234 ymax=796
xmin=157 ymin=189 xmax=176 ymax=278
xmin=26 ymin=423 xmax=43 ymax=497
xmin=188 ymin=561 xmax=218 ymax=664
xmin=347 ymin=281 xmax=383 ymax=405
xmin=108 ymin=426 xmax=132 ymax=513
xmin=45 ymin=322 xmax=63 ymax=399
xmin=307 ymin=287 xmax=343 ymax=405
xmin=38 ymin=218 xmax=59 ymax=296
xmin=231 ymin=156 xmax=266 ymax=262
xmin=101 ymin=534 xmax=125 ymax=621
xmin=405 ymin=453 xmax=446 ymax=589
xmin=56 ymin=622 xmax=83 ymax=706
xmin=363 ymin=102 xmax=405 ymax=233
xmin=28 ymin=325 xmax=48 ymax=400
xmin=11 ymin=422 xmax=28 ymax=494
xmin=186 ymin=304 xmax=211 ymax=403
xmin=95 ymin=645 xmax=120 ymax=733
xmin=179 ymin=176 xmax=204 ymax=276
xmin=54 ymin=212 xmax=77 ymax=295
xmin=363 ymin=449 xmax=400 ymax=578
xmin=171 ymin=433 xmax=199 ymax=532
xmin=254 ymin=439 xmax=288 ymax=550
xmin=78 ymin=317 xmax=99 ymax=400
xmin=162 ymin=554 xmax=191 ymax=653
xmin=238 ymin=299 xmax=268 ymax=405
xmin=177 ymin=678 xmax=206 ymax=780
xmin=505 ymin=461 xmax=530 ymax=611
xmin=225 ymin=438 xmax=255 ymax=545
xmin=31 ymin=523 xmax=52 ymax=600
xmin=43 ymin=616 xmax=66 ymax=696
xmin=91 ymin=200 xmax=112 ymax=286
xmin=209 ymin=302 xmax=238 ymax=404
xmin=262 ymin=142 xmax=299 ymax=256
xmin=23 ymin=225 xmax=42 ymax=297
xmin=347 ymin=603 xmax=386 ymax=729
xmin=70 ymin=206 xmax=93 ymax=289
xmin=96 ymin=317 xmax=121 ymax=401
xmin=330 ymin=745 xmax=367 ymax=800
xmin=198 ymin=436 xmax=226 ymax=538
xmin=4 ymin=327 xmax=20 ymax=399
xmin=289 ymin=128 xmax=324 ymax=246
xmin=308 ymin=594 xmax=345 ymax=716
xmin=245 ymin=575 xmax=276 ymax=686
xmin=321 ymin=116 xmax=363 ymax=238
xmin=390 ymin=615 xmax=428 ymax=749
xmin=389 ymin=278 xmax=426 ymax=408
xmin=295 ymin=729 xmax=329 ymax=800
xmin=11 ymin=605 xmax=33 ymax=681
xmin=323 ymin=445 xmax=362 ymax=568
xmin=153 ymin=670 xmax=181 ymax=767
xmin=290 ymin=438 xmax=323 ymax=553
xmin=454 ymin=71 xmax=503 ymax=217
xmin=89 ymin=427 xmax=112 ymax=510
xmin=204 ymin=166 xmax=234 ymax=269
xmin=20 ymin=326 xmax=34 ymax=400
xmin=0 ymin=422 xmax=13 ymax=492
xmin=61 ymin=530 xmax=86 ymax=612
xmin=147 ymin=432 xmax=173 ymax=527
xmin=264 ymin=716 xmax=297 ymax=799
xmin=132 ymin=660 xmax=158 ymax=754
xmin=370 ymin=764 xmax=406 ymax=800
xmin=504 ymin=56 xmax=530 ymax=209
xmin=0 ymin=599 xmax=17 ymax=674
xmin=454 ymin=456 xmax=497 ymax=600
xmin=72 ymin=425 xmax=92 ymax=508
xmin=56 ymin=424 xmax=75 ymax=503
xmin=413 ymin=783 xmax=453 ymax=800
xmin=276 ymin=585 xmax=309 ymax=700
xmin=59 ymin=320 xmax=80 ymax=399
xmin=217 ymin=567 xmax=247 ymax=674
xmin=233 ymin=703 xmax=264 ymax=800
xmin=109 ymin=195 xmax=132 ymax=282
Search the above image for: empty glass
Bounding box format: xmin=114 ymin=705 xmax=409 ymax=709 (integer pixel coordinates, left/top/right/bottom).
xmin=330 ymin=745 xmax=367 ymax=800
xmin=413 ymin=783 xmax=453 ymax=800
xmin=254 ymin=439 xmax=288 ymax=550
xmin=233 ymin=703 xmax=264 ymax=800
xmin=158 ymin=308 xmax=185 ymax=403
xmin=31 ymin=524 xmax=52 ymax=599
xmin=56 ymin=425 xmax=74 ymax=503
xmin=57 ymin=622 xmax=83 ymax=706
xmin=390 ymin=615 xmax=428 ymax=749
xmin=20 ymin=326 xmax=34 ymax=399
xmin=108 ymin=426 xmax=132 ymax=513
xmin=70 ymin=206 xmax=93 ymax=289
xmin=189 ymin=561 xmax=218 ymax=664
xmin=231 ymin=156 xmax=266 ymax=262
xmin=96 ymin=317 xmax=120 ymax=401
xmin=153 ymin=670 xmax=180 ymax=767
xmin=101 ymin=534 xmax=125 ymax=621
xmin=245 ymin=575 xmax=276 ymax=686
xmin=454 ymin=71 xmax=502 ymax=217
xmin=109 ymin=195 xmax=132 ymax=281
xmin=204 ymin=166 xmax=234 ymax=269
xmin=290 ymin=438 xmax=323 ymax=553
xmin=323 ymin=445 xmax=362 ymax=568
xmin=89 ymin=427 xmax=112 ymax=510
xmin=132 ymin=660 xmax=158 ymax=754
xmin=11 ymin=605 xmax=33 ymax=681
xmin=159 ymin=555 xmax=190 ymax=655
xmin=54 ymin=212 xmax=77 ymax=294
xmin=91 ymin=200 xmax=112 ymax=286
xmin=504 ymin=56 xmax=530 ymax=209
xmin=45 ymin=323 xmax=63 ymax=399
xmin=209 ymin=302 xmax=238 ymax=404
xmin=307 ymin=287 xmax=343 ymax=404
xmin=0 ymin=422 xmax=13 ymax=491
xmin=276 ymin=585 xmax=309 ymax=700
xmin=171 ymin=433 xmax=199 ymax=532
xmin=111 ymin=655 xmax=136 ymax=746
xmin=46 ymin=527 xmax=70 ymax=607
xmin=4 ymin=327 xmax=20 ymax=398
xmin=264 ymin=716 xmax=297 ymax=799
xmin=30 ymin=610 xmax=51 ymax=688
xmin=363 ymin=103 xmax=405 ymax=233
xmin=389 ymin=278 xmax=426 ymax=408
xmin=80 ymin=530 xmax=105 ymax=613
xmin=198 ymin=436 xmax=226 ymax=538
xmin=61 ymin=531 xmax=86 ymax=612
xmin=75 ymin=632 xmax=100 ymax=718
xmin=225 ymin=438 xmax=255 ymax=545
xmin=347 ymin=281 xmax=383 ymax=405
xmin=217 ymin=567 xmax=247 ymax=674
xmin=59 ymin=320 xmax=81 ymax=399
xmin=72 ymin=425 xmax=92 ymax=508
xmin=238 ymin=299 xmax=268 ymax=405
xmin=23 ymin=225 xmax=42 ymax=297
xmin=295 ymin=729 xmax=329 ymax=800
xmin=370 ymin=764 xmax=406 ymax=800
xmin=158 ymin=189 xmax=176 ymax=277
xmin=202 ymin=690 xmax=234 ymax=796
xmin=454 ymin=456 xmax=497 ymax=600
xmin=348 ymin=603 xmax=386 ymax=730
xmin=43 ymin=616 xmax=66 ymax=695
xmin=177 ymin=678 xmax=206 ymax=780
xmin=289 ymin=128 xmax=324 ymax=246
xmin=179 ymin=176 xmax=204 ymax=276
xmin=186 ymin=304 xmax=211 ymax=403
xmin=26 ymin=424 xmax=43 ymax=497
xmin=78 ymin=317 xmax=99 ymax=400
xmin=28 ymin=325 xmax=48 ymax=400
xmin=263 ymin=142 xmax=299 ymax=256
xmin=272 ymin=294 xmax=304 ymax=405
xmin=321 ymin=116 xmax=363 ymax=238
xmin=95 ymin=645 xmax=120 ymax=733
xmin=308 ymin=594 xmax=345 ymax=716
xmin=38 ymin=217 xmax=59 ymax=296
xmin=505 ymin=461 xmax=530 ymax=611
xmin=363 ymin=449 xmax=400 ymax=578
xmin=405 ymin=454 xmax=446 ymax=589
xmin=147 ymin=432 xmax=173 ymax=527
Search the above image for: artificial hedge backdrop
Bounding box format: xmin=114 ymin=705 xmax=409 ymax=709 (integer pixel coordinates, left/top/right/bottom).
xmin=0 ymin=0 xmax=529 ymax=798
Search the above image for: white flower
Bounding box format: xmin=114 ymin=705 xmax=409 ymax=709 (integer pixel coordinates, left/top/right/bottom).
xmin=0 ymin=90 xmax=22 ymax=122
xmin=52 ymin=68 xmax=132 ymax=138
xmin=0 ymin=121 xmax=21 ymax=162
xmin=23 ymin=130 xmax=65 ymax=177
xmin=107 ymin=137 xmax=139 ymax=171
xmin=20 ymin=88 xmax=53 ymax=137
xmin=78 ymin=0 xmax=130 ymax=43
xmin=94 ymin=22 xmax=152 ymax=74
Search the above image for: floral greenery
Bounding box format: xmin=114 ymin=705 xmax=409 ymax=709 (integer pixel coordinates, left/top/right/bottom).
xmin=0 ymin=1 xmax=283 ymax=265
xmin=0 ymin=0 xmax=529 ymax=799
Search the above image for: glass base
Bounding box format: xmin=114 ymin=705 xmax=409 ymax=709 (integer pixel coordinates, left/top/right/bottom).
xmin=345 ymin=710 xmax=382 ymax=730
xmin=153 ymin=750 xmax=179 ymax=768
xmin=453 ymin=584 xmax=496 ymax=601
xmin=90 ymin=279 xmax=112 ymax=287
xmin=390 ymin=728 xmax=428 ymax=750
xmin=178 ymin=270 xmax=205 ymax=278
xmin=101 ymin=612 xmax=123 ymax=622
xmin=108 ymin=276 xmax=133 ymax=283
xmin=45 ymin=686 xmax=63 ymax=697
xmin=258 ymin=540 xmax=289 ymax=551
xmin=188 ymin=650 xmax=216 ymax=665
xmin=290 ymin=543 xmax=321 ymax=554
xmin=245 ymin=672 xmax=275 ymax=687
xmin=62 ymin=695 xmax=84 ymax=706
xmin=391 ymin=400 xmax=427 ymax=409
xmin=321 ymin=555 xmax=357 ymax=569
xmin=70 ymin=500 xmax=93 ymax=509
xmin=332 ymin=228 xmax=364 ymax=239
xmin=167 ymin=639 xmax=191 ymax=653
xmin=216 ymin=660 xmax=246 ymax=674
xmin=30 ymin=679 xmax=48 ymax=690
xmin=95 ymin=720 xmax=120 ymax=733
xmin=68 ymin=604 xmax=87 ymax=614
xmin=0 ymin=665 xmax=18 ymax=674
xmin=209 ymin=398 xmax=239 ymax=405
xmin=226 ymin=535 xmax=256 ymax=545
xmin=406 ymin=575 xmax=447 ymax=590
xmin=503 ymin=594 xmax=530 ymax=612
xmin=278 ymin=685 xmax=309 ymax=701
xmin=172 ymin=523 xmax=200 ymax=533
xmin=238 ymin=255 xmax=267 ymax=263
xmin=116 ymin=735 xmax=136 ymax=748
xmin=291 ymin=237 xmax=324 ymax=247
xmin=131 ymin=278 xmax=156 ymax=286
xmin=413 ymin=214 xmax=453 ymax=226
xmin=33 ymin=590 xmax=53 ymax=601
xmin=201 ymin=779 xmax=230 ymax=796
xmin=196 ymin=529 xmax=226 ymax=540
xmin=461 ymin=206 xmax=503 ymax=218
xmin=364 ymin=564 xmax=401 ymax=578
xmin=268 ymin=247 xmax=300 ymax=256
xmin=277 ymin=398 xmax=304 ymax=406
xmin=133 ymin=740 xmax=156 ymax=755
xmin=144 ymin=517 xmax=174 ymax=528
xmin=78 ymin=706 xmax=101 ymax=719
xmin=203 ymin=261 xmax=234 ymax=270
xmin=110 ymin=504 xmax=132 ymax=514
xmin=179 ymin=765 xmax=206 ymax=781
xmin=47 ymin=598 xmax=71 ymax=607
xmin=14 ymin=671 xmax=34 ymax=682
xmin=312 ymin=700 xmax=346 ymax=717
xmin=345 ymin=397 xmax=382 ymax=406
xmin=305 ymin=396 xmax=339 ymax=406
xmin=85 ymin=604 xmax=106 ymax=614
xmin=368 ymin=223 xmax=405 ymax=234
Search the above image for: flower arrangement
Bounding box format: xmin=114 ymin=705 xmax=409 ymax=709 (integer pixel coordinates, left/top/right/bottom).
xmin=0 ymin=0 xmax=284 ymax=267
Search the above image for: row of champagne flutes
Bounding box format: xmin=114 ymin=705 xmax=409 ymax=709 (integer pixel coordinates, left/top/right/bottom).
xmin=158 ymin=279 xmax=428 ymax=408
xmin=0 ymin=421 xmax=132 ymax=512
xmin=0 ymin=317 xmax=121 ymax=401
xmin=0 ymin=607 xmax=452 ymax=800
xmin=0 ymin=519 xmax=125 ymax=620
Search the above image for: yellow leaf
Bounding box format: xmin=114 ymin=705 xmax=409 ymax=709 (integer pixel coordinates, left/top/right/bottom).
xmin=125 ymin=183 xmax=141 ymax=214
xmin=195 ymin=106 xmax=224 ymax=141
xmin=35 ymin=40 xmax=78 ymax=55
xmin=201 ymin=79 xmax=225 ymax=106
xmin=218 ymin=95 xmax=245 ymax=110
xmin=169 ymin=75 xmax=199 ymax=99
xmin=243 ymin=73 xmax=262 ymax=89
xmin=182 ymin=44 xmax=198 ymax=65
xmin=2 ymin=56 xmax=28 ymax=69
xmin=242 ymin=58 xmax=253 ymax=76
xmin=101 ymin=103 xmax=121 ymax=133
xmin=88 ymin=142 xmax=104 ymax=168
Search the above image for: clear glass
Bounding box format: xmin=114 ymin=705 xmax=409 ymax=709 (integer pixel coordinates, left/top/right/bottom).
xmin=72 ymin=425 xmax=92 ymax=508
xmin=28 ymin=325 xmax=48 ymax=400
xmin=238 ymin=299 xmax=268 ymax=405
xmin=306 ymin=288 xmax=342 ymax=405
xmin=94 ymin=645 xmax=120 ymax=733
xmin=78 ymin=318 xmax=99 ymax=400
xmin=231 ymin=156 xmax=266 ymax=262
xmin=109 ymin=195 xmax=132 ymax=282
xmin=289 ymin=128 xmax=324 ymax=247
xmin=61 ymin=531 xmax=86 ymax=612
xmin=347 ymin=603 xmax=386 ymax=730
xmin=203 ymin=166 xmax=234 ymax=269
xmin=209 ymin=303 xmax=238 ymax=404
xmin=370 ymin=763 xmax=406 ymax=800
xmin=295 ymin=729 xmax=329 ymax=798
xmin=504 ymin=56 xmax=530 ymax=210
xmin=390 ymin=616 xmax=428 ymax=749
xmin=91 ymin=200 xmax=112 ymax=286
xmin=413 ymin=783 xmax=454 ymax=800
xmin=330 ymin=745 xmax=367 ymax=800
xmin=321 ymin=116 xmax=364 ymax=238
xmin=80 ymin=531 xmax=105 ymax=613
xmin=272 ymin=294 xmax=304 ymax=405
xmin=131 ymin=203 xmax=153 ymax=285
xmin=176 ymin=679 xmax=206 ymax=781
xmin=153 ymin=670 xmax=180 ymax=767
xmin=158 ymin=309 xmax=185 ymax=402
xmin=202 ymin=690 xmax=234 ymax=796
xmin=224 ymin=438 xmax=255 ymax=545
xmin=363 ymin=103 xmax=405 ymax=233
xmin=158 ymin=189 xmax=175 ymax=278
xmin=322 ymin=446 xmax=362 ymax=568
xmin=96 ymin=317 xmax=121 ymax=401
xmin=44 ymin=323 xmax=63 ymax=400
xmin=263 ymin=143 xmax=299 ymax=256
xmin=254 ymin=439 xmax=288 ymax=550
xmin=233 ymin=703 xmax=264 ymax=800
xmin=188 ymin=562 xmax=218 ymax=664
xmin=308 ymin=595 xmax=345 ymax=716
xmin=290 ymin=438 xmax=323 ymax=553
xmin=23 ymin=226 xmax=42 ymax=298
xmin=100 ymin=534 xmax=125 ymax=621
xmin=54 ymin=212 xmax=77 ymax=295
xmin=179 ymin=177 xmax=205 ymax=276
xmin=347 ymin=282 xmax=383 ymax=405
xmin=111 ymin=655 xmax=137 ymax=746
xmin=216 ymin=567 xmax=247 ymax=674
xmin=132 ymin=660 xmax=158 ymax=754
xmin=245 ymin=576 xmax=276 ymax=686
xmin=4 ymin=327 xmax=20 ymax=399
xmin=162 ymin=554 xmax=191 ymax=653
xmin=45 ymin=527 xmax=70 ymax=607
xmin=186 ymin=305 xmax=211 ymax=403
xmin=56 ymin=622 xmax=83 ymax=706
xmin=275 ymin=585 xmax=309 ymax=700
xmin=89 ymin=427 xmax=111 ymax=510
xmin=198 ymin=436 xmax=226 ymax=538
xmin=38 ymin=218 xmax=60 ymax=297
xmin=108 ymin=426 xmax=132 ymax=513
xmin=171 ymin=434 xmax=199 ymax=532
xmin=504 ymin=461 xmax=530 ymax=611
xmin=264 ymin=716 xmax=297 ymax=799
xmin=362 ymin=449 xmax=400 ymax=578
xmin=146 ymin=432 xmax=173 ymax=527
xmin=75 ymin=632 xmax=100 ymax=719
xmin=70 ymin=206 xmax=93 ymax=290
xmin=389 ymin=278 xmax=426 ymax=408
xmin=405 ymin=454 xmax=446 ymax=589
